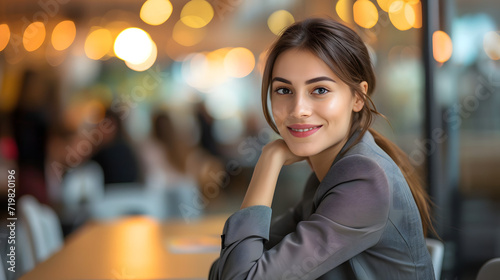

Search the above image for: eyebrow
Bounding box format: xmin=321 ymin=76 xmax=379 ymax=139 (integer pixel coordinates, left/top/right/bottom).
xmin=271 ymin=76 xmax=336 ymax=85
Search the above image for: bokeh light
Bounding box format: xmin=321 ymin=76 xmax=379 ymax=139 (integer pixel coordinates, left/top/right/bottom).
xmin=452 ymin=14 xmax=496 ymax=66
xmin=181 ymin=48 xmax=235 ymax=91
xmin=205 ymin=48 xmax=230 ymax=85
xmin=104 ymin=21 xmax=129 ymax=57
xmin=377 ymin=0 xmax=395 ymax=12
xmin=114 ymin=28 xmax=154 ymax=64
xmin=180 ymin=0 xmax=214 ymax=28
xmin=172 ymin=20 xmax=206 ymax=47
xmin=354 ymin=0 xmax=379 ymax=29
xmin=140 ymin=0 xmax=173 ymax=26
xmin=388 ymin=1 xmax=413 ymax=31
xmin=85 ymin=28 xmax=113 ymax=60
xmin=403 ymin=2 xmax=416 ymax=27
xmin=0 ymin=24 xmax=10 ymax=52
xmin=224 ymin=47 xmax=255 ymax=78
xmin=409 ymin=1 xmax=422 ymax=28
xmin=483 ymin=31 xmax=500 ymax=60
xmin=182 ymin=52 xmax=210 ymax=90
xmin=205 ymin=86 xmax=242 ymax=120
xmin=336 ymin=0 xmax=353 ymax=23
xmin=267 ymin=10 xmax=295 ymax=35
xmin=126 ymin=41 xmax=158 ymax=71
xmin=51 ymin=20 xmax=76 ymax=51
xmin=433 ymin=30 xmax=453 ymax=63
xmin=23 ymin=22 xmax=46 ymax=52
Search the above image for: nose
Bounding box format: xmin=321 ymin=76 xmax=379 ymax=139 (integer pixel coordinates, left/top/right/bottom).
xmin=290 ymin=92 xmax=311 ymax=118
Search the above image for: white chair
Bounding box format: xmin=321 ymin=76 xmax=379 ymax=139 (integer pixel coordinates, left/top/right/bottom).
xmin=426 ymin=238 xmax=444 ymax=280
xmin=90 ymin=183 xmax=169 ymax=220
xmin=476 ymin=258 xmax=500 ymax=280
xmin=90 ymin=181 xmax=201 ymax=221
xmin=0 ymin=250 xmax=5 ymax=280
xmin=61 ymin=160 xmax=105 ymax=223
xmin=18 ymin=195 xmax=63 ymax=264
xmin=16 ymin=221 xmax=36 ymax=275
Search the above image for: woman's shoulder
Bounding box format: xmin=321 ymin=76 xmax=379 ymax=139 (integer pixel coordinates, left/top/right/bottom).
xmin=314 ymin=140 xmax=392 ymax=218
xmin=342 ymin=131 xmax=399 ymax=174
xmin=319 ymin=131 xmax=395 ymax=193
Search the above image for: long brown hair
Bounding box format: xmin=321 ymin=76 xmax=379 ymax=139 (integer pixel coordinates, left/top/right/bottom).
xmin=261 ymin=18 xmax=435 ymax=236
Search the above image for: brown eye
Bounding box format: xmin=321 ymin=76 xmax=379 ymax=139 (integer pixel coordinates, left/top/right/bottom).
xmin=312 ymin=87 xmax=329 ymax=95
xmin=275 ymin=88 xmax=292 ymax=95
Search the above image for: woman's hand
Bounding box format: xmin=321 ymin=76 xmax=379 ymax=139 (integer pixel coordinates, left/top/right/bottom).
xmin=240 ymin=139 xmax=307 ymax=209
xmin=262 ymin=139 xmax=306 ymax=166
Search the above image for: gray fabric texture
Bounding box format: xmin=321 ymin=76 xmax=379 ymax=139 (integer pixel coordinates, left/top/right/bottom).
xmin=209 ymin=131 xmax=435 ymax=280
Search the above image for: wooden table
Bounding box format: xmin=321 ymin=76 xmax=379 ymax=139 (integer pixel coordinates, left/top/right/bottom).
xmin=20 ymin=214 xmax=229 ymax=279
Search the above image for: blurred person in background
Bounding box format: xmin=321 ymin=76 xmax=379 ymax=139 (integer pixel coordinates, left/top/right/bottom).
xmin=209 ymin=18 xmax=436 ymax=279
xmin=139 ymin=110 xmax=227 ymax=215
xmin=11 ymin=69 xmax=60 ymax=205
xmin=195 ymin=101 xmax=221 ymax=158
xmin=90 ymin=108 xmax=142 ymax=186
xmin=0 ymin=113 xmax=18 ymax=200
xmin=142 ymin=110 xmax=195 ymax=189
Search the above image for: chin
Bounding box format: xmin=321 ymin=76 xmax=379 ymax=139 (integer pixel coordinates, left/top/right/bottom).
xmin=288 ymin=144 xmax=319 ymax=158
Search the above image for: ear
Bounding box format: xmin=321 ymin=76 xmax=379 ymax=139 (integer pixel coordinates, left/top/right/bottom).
xmin=352 ymin=81 xmax=367 ymax=112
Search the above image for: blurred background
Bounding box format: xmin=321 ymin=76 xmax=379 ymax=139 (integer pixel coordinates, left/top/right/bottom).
xmin=0 ymin=0 xmax=499 ymax=279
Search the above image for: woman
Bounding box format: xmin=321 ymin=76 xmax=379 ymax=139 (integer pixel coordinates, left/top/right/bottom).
xmin=209 ymin=18 xmax=435 ymax=279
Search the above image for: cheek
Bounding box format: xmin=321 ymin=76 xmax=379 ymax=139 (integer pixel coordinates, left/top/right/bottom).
xmin=320 ymin=97 xmax=354 ymax=125
xmin=320 ymin=97 xmax=346 ymax=116
xmin=271 ymin=102 xmax=285 ymax=123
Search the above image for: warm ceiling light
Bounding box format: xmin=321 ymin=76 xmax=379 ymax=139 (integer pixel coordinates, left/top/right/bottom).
xmin=180 ymin=0 xmax=214 ymax=28
xmin=140 ymin=0 xmax=173 ymax=26
xmin=267 ymin=10 xmax=295 ymax=35
xmin=433 ymin=30 xmax=453 ymax=63
xmin=336 ymin=0 xmax=352 ymax=23
xmin=377 ymin=0 xmax=396 ymax=12
xmin=224 ymin=47 xmax=255 ymax=78
xmin=0 ymin=24 xmax=10 ymax=52
xmin=409 ymin=1 xmax=422 ymax=28
xmin=85 ymin=28 xmax=113 ymax=60
xmin=51 ymin=20 xmax=76 ymax=51
xmin=389 ymin=1 xmax=413 ymax=31
xmin=354 ymin=0 xmax=379 ymax=29
xmin=126 ymin=41 xmax=158 ymax=71
xmin=483 ymin=31 xmax=500 ymax=60
xmin=23 ymin=22 xmax=46 ymax=52
xmin=114 ymin=27 xmax=154 ymax=64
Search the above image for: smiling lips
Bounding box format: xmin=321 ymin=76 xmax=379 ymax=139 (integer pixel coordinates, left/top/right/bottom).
xmin=287 ymin=124 xmax=322 ymax=138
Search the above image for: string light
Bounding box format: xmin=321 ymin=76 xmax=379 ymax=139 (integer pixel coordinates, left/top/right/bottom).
xmin=433 ymin=30 xmax=453 ymax=63
xmin=52 ymin=20 xmax=76 ymax=51
xmin=23 ymin=22 xmax=46 ymax=52
xmin=353 ymin=0 xmax=379 ymax=29
xmin=0 ymin=24 xmax=10 ymax=52
xmin=140 ymin=0 xmax=173 ymax=26
xmin=114 ymin=27 xmax=154 ymax=64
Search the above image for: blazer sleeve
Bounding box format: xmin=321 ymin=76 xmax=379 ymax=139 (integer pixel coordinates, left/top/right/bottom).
xmin=266 ymin=173 xmax=319 ymax=249
xmin=209 ymin=155 xmax=391 ymax=280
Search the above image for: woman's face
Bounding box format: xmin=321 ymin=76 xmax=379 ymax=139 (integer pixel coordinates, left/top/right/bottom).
xmin=271 ymin=49 xmax=365 ymax=158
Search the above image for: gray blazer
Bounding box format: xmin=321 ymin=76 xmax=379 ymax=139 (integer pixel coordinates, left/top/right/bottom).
xmin=209 ymin=131 xmax=435 ymax=279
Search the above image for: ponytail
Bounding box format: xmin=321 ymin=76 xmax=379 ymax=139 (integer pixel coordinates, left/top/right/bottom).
xmin=369 ymin=128 xmax=436 ymax=237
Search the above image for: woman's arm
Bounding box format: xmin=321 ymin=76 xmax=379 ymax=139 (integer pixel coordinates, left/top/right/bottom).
xmin=240 ymin=139 xmax=305 ymax=209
